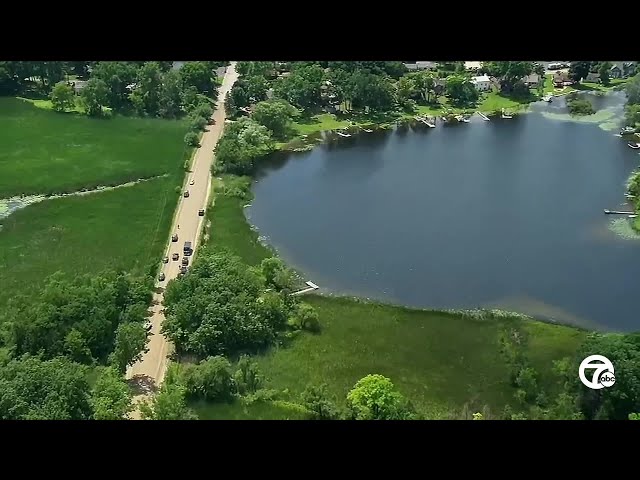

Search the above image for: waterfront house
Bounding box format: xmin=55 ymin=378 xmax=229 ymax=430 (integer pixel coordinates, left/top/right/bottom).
xmin=471 ymin=75 xmax=492 ymax=92
xmin=610 ymin=64 xmax=623 ymax=79
xmin=464 ymin=61 xmax=483 ymax=72
xmin=585 ymin=72 xmax=601 ymax=83
xmin=623 ymin=62 xmax=637 ymax=77
xmin=553 ymin=71 xmax=573 ymax=87
xmin=523 ymin=73 xmax=542 ymax=88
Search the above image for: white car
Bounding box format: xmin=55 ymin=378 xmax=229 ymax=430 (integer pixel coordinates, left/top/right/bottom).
xmin=189 ymin=179 xmax=195 ymax=185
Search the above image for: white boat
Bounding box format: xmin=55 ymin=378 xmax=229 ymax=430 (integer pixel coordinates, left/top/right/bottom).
xmin=628 ymin=142 xmax=640 ymax=149
xmin=542 ymin=95 xmax=552 ymax=102
xmin=629 ymin=214 xmax=638 ymax=219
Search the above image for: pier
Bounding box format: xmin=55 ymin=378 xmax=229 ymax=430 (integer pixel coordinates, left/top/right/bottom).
xmin=362 ymin=128 xmax=373 ymax=133
xmin=604 ymin=209 xmax=635 ymax=215
xmin=336 ymin=131 xmax=352 ymax=138
xmin=477 ymin=112 xmax=490 ymax=121
xmin=291 ymin=281 xmax=320 ymax=296
xmin=415 ymin=116 xmax=436 ymax=127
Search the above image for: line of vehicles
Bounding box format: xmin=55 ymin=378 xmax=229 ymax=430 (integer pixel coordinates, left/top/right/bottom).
xmin=158 ymin=176 xmax=205 ymax=283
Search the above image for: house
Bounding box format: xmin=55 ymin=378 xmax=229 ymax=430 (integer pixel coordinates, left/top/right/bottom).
xmin=464 ymin=61 xmax=483 ymax=72
xmin=610 ymin=64 xmax=623 ymax=79
xmin=585 ymin=72 xmax=601 ymax=83
xmin=623 ymin=62 xmax=637 ymax=78
xmin=523 ymin=74 xmax=542 ymax=88
xmin=71 ymin=80 xmax=88 ymax=94
xmin=404 ymin=61 xmax=437 ymax=71
xmin=471 ymin=75 xmax=492 ymax=92
xmin=553 ymin=71 xmax=573 ymax=87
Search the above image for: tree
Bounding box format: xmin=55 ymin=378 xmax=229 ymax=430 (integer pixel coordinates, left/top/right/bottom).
xmin=90 ymin=367 xmax=133 ymax=420
xmin=139 ymin=383 xmax=197 ymax=420
xmin=158 ymin=69 xmax=184 ymax=118
xmin=0 ymin=356 xmax=92 ymax=420
xmin=252 ymin=100 xmax=297 ymax=139
xmin=234 ymin=355 xmax=262 ymax=395
xmin=445 ymin=75 xmax=479 ymax=106
xmin=179 ymin=61 xmax=214 ymax=95
xmin=90 ymin=61 xmax=138 ymax=111
xmin=50 ymin=82 xmax=76 ymax=112
xmin=261 ymin=257 xmax=286 ymax=288
xmin=108 ymin=322 xmax=149 ymax=374
xmin=302 ymin=383 xmax=340 ymax=419
xmin=629 ymin=413 xmax=640 ymax=420
xmin=179 ymin=356 xmax=235 ymax=402
xmin=599 ymin=62 xmax=612 ymax=86
xmin=214 ymin=117 xmax=275 ymax=174
xmin=349 ymin=71 xmax=396 ymax=112
xmin=569 ymin=61 xmax=592 ymax=82
xmin=189 ymin=115 xmax=208 ymax=132
xmin=625 ymin=104 xmax=640 ymax=128
xmin=626 ymin=74 xmax=640 ymax=105
xmin=80 ymin=78 xmax=108 ymax=116
xmin=571 ymin=333 xmax=640 ymax=420
xmin=130 ymin=62 xmax=163 ymax=116
xmin=346 ymin=374 xmax=414 ymax=420
xmin=272 ymin=64 xmax=324 ymax=111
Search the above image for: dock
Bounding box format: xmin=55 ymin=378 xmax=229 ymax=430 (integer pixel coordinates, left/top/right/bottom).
xmin=477 ymin=112 xmax=490 ymax=121
xmin=336 ymin=131 xmax=351 ymax=138
xmin=604 ymin=209 xmax=635 ymax=215
xmin=291 ymin=281 xmax=320 ymax=296
xmin=417 ymin=116 xmax=436 ymax=127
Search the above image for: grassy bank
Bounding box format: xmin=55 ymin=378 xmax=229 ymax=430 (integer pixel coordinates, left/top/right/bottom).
xmin=194 ymin=176 xmax=588 ymax=419
xmin=0 ymin=97 xmax=188 ymax=197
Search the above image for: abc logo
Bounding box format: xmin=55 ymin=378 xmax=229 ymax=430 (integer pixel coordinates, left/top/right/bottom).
xmin=579 ymin=355 xmax=616 ymax=390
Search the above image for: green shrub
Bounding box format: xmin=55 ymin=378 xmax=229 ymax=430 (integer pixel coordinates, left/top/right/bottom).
xmin=184 ymin=131 xmax=200 ymax=147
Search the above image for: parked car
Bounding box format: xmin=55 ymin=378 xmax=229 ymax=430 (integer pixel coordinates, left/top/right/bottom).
xmin=184 ymin=191 xmax=190 ymax=198
xmin=179 ymin=266 xmax=188 ymax=275
xmin=159 ymin=272 xmax=166 ymax=281
xmin=172 ymin=234 xmax=178 ymax=242
xmin=189 ymin=179 xmax=195 ymax=185
xmin=172 ymin=253 xmax=180 ymax=261
xmin=198 ymin=209 xmax=205 ymax=216
xmin=182 ymin=256 xmax=189 ymax=266
xmin=162 ymin=256 xmax=169 ymax=264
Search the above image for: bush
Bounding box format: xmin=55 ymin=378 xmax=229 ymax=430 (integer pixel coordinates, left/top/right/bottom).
xmin=567 ymin=96 xmax=595 ymax=116
xmin=189 ymin=115 xmax=208 ymax=132
xmin=191 ymin=103 xmax=213 ymax=120
xmin=184 ymin=131 xmax=200 ymax=147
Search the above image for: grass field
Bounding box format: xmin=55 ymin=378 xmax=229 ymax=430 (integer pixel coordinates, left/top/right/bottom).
xmin=195 ymin=178 xmax=588 ymax=419
xmin=0 ymin=97 xmax=189 ymax=309
xmin=0 ymin=176 xmax=180 ymax=306
xmin=0 ymin=97 xmax=188 ymax=197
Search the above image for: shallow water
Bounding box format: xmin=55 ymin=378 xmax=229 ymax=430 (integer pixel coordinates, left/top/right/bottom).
xmin=247 ymin=92 xmax=640 ymax=331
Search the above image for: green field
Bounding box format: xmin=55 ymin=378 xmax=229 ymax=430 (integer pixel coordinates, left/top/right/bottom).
xmin=0 ymin=97 xmax=188 ymax=197
xmin=196 ymin=178 xmax=588 ymax=419
xmin=0 ymin=97 xmax=188 ymax=308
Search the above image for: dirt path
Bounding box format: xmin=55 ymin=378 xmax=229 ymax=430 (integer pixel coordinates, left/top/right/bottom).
xmin=126 ymin=63 xmax=239 ymax=418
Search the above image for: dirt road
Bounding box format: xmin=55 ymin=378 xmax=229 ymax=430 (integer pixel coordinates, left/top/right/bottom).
xmin=126 ymin=63 xmax=239 ymax=416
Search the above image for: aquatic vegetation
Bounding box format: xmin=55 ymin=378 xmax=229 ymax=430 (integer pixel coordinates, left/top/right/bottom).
xmin=608 ymin=218 xmax=640 ymax=240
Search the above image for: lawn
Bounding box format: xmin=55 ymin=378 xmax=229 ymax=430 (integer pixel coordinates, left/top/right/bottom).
xmin=0 ymin=97 xmax=188 ymax=197
xmin=0 ymin=176 xmax=181 ymax=307
xmin=479 ymin=91 xmax=533 ymax=113
xmin=197 ymin=181 xmax=588 ymax=419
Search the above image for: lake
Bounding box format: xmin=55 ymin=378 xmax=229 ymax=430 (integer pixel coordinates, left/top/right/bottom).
xmin=246 ymin=91 xmax=640 ymax=331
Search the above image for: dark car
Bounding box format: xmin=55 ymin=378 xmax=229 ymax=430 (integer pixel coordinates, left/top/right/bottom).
xmin=182 ymin=256 xmax=189 ymax=266
xmin=172 ymin=253 xmax=180 ymax=261
xmin=198 ymin=209 xmax=205 ymax=216
xmin=184 ymin=191 xmax=190 ymax=198
xmin=159 ymin=272 xmax=166 ymax=281
xmin=171 ymin=233 xmax=178 ymax=242
xmin=179 ymin=266 xmax=188 ymax=275
xmin=162 ymin=256 xmax=169 ymax=264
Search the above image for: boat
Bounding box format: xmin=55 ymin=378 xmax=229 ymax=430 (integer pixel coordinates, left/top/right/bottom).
xmin=621 ymin=127 xmax=636 ymax=135
xmin=627 ymin=142 xmax=640 ymax=149
xmin=542 ymin=95 xmax=552 ymax=102
xmin=629 ymin=214 xmax=638 ymax=219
